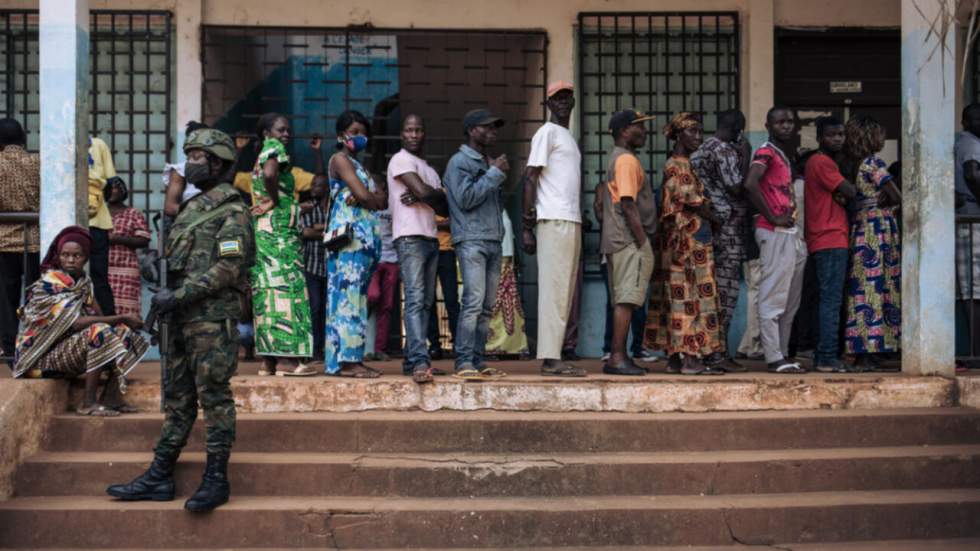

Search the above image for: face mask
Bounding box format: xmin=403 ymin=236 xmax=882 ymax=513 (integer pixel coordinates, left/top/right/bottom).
xmin=184 ymin=160 xmax=212 ymax=184
xmin=343 ymin=134 xmax=369 ymax=153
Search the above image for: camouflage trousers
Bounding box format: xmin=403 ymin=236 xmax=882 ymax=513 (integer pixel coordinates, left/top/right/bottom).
xmin=154 ymin=320 xmax=238 ymax=456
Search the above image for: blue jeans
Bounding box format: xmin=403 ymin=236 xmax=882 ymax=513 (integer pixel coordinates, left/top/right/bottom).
xmin=395 ymin=236 xmax=439 ymax=371
xmin=454 ymin=239 xmax=502 ymax=369
xmin=813 ymin=248 xmax=849 ymax=367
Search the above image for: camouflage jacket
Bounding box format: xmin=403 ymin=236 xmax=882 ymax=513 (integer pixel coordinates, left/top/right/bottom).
xmin=166 ymin=182 xmax=254 ymax=323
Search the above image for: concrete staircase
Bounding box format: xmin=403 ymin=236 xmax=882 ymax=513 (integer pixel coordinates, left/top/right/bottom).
xmin=2 ymin=407 xmax=980 ymax=548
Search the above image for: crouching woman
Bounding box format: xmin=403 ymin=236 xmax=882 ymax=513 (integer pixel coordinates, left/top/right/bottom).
xmin=13 ymin=226 xmax=147 ymax=416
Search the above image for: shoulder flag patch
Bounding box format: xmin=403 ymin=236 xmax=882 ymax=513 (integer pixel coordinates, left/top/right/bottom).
xmin=219 ymin=239 xmax=242 ymax=257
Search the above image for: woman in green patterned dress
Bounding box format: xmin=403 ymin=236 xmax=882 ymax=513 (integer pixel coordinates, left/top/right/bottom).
xmin=250 ymin=113 xmax=315 ymax=376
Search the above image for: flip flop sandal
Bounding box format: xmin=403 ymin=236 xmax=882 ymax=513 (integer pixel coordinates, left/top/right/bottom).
xmin=540 ymin=364 xmax=587 ymax=377
xmin=413 ymin=366 xmax=435 ymax=384
xmin=111 ymin=403 xmax=140 ymax=413
xmin=257 ymin=368 xmax=276 ymax=376
xmin=478 ymin=367 xmax=507 ymax=379
xmin=768 ymin=361 xmax=806 ymax=374
xmin=333 ymin=364 xmax=382 ymax=378
xmin=280 ymin=363 xmax=318 ymax=377
xmin=453 ymin=368 xmax=485 ymax=381
xmin=77 ymin=404 xmax=120 ymax=417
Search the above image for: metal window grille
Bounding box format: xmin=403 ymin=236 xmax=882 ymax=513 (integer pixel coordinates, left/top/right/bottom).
xmin=0 ymin=9 xmax=173 ymax=217
xmin=577 ymin=12 xmax=740 ymax=271
xmin=202 ymin=26 xmax=547 ymax=351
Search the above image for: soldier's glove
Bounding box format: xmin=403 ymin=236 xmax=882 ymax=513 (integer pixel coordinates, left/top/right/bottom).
xmin=151 ymin=288 xmax=179 ymax=314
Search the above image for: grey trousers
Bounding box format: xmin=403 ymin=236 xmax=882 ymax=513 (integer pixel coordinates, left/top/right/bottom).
xmin=755 ymin=228 xmax=807 ymax=364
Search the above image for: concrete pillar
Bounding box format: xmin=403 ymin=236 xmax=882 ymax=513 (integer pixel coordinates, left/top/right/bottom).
xmin=174 ymin=0 xmax=203 ymax=159
xmin=743 ymin=0 xmax=774 ymax=146
xmin=900 ymin=0 xmax=955 ymax=377
xmin=38 ymin=0 xmax=89 ymax=252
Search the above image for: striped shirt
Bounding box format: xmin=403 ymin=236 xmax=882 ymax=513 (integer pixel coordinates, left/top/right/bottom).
xmin=299 ymin=202 xmax=328 ymax=276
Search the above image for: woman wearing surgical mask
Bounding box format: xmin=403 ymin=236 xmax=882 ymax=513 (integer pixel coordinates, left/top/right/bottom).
xmin=324 ymin=110 xmax=387 ymax=377
xmin=250 ymin=112 xmax=315 ymax=376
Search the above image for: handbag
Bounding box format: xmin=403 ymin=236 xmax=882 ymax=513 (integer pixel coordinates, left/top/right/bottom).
xmin=323 ymin=180 xmax=353 ymax=252
xmin=324 ymin=222 xmax=353 ymax=252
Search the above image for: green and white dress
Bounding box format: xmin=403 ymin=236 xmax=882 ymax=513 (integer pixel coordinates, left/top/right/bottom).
xmin=250 ymin=138 xmax=313 ymax=357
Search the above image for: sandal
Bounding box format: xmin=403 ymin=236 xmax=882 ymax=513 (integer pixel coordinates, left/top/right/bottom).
xmin=540 ymin=362 xmax=587 ymax=377
xmin=478 ymin=366 xmax=507 ymax=379
xmin=77 ymin=404 xmax=120 ymax=417
xmin=333 ymin=363 xmax=382 ymax=378
xmin=412 ymin=365 xmax=435 ymax=384
xmin=768 ymin=360 xmax=806 ymax=374
xmin=279 ymin=363 xmax=318 ymax=377
xmin=453 ymin=367 xmax=485 ymax=381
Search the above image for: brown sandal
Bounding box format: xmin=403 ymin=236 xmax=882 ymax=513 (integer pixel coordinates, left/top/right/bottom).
xmin=412 ymin=365 xmax=434 ymax=384
xmin=77 ymin=404 xmax=120 ymax=417
xmin=334 ymin=363 xmax=382 ymax=378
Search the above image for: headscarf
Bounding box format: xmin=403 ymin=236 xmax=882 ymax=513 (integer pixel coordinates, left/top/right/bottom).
xmin=663 ymin=112 xmax=701 ymax=141
xmin=40 ymin=225 xmax=92 ymax=271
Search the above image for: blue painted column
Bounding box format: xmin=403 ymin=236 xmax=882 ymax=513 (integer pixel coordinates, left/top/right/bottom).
xmin=901 ymin=0 xmax=955 ymax=377
xmin=39 ymin=0 xmax=89 ymax=252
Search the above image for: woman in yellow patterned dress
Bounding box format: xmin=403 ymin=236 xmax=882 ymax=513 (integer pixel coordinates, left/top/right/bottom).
xmin=646 ymin=113 xmax=726 ymax=375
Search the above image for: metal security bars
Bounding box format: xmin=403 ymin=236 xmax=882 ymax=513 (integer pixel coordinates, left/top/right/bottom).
xmin=202 ymin=26 xmax=548 ymax=350
xmin=0 ymin=10 xmax=173 ymax=217
xmin=577 ymin=12 xmax=740 ymax=270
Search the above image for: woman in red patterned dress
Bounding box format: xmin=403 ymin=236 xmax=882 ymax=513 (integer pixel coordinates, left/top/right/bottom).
xmin=105 ymin=177 xmax=151 ymax=316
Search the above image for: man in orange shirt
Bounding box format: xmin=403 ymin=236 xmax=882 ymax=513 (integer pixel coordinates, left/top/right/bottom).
xmin=598 ymin=110 xmax=658 ymax=375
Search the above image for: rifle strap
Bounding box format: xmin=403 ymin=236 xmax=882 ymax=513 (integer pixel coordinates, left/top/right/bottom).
xmin=165 ymin=202 xmax=245 ymax=257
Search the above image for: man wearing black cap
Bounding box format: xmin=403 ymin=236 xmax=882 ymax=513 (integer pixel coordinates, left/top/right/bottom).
xmin=598 ymin=110 xmax=657 ymax=376
xmin=443 ymin=109 xmax=509 ymax=380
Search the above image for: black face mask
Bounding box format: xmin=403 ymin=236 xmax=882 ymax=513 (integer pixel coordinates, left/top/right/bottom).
xmin=184 ymin=160 xmax=212 ymax=185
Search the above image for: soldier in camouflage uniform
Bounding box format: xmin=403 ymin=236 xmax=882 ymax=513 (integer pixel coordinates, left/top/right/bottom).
xmin=107 ymin=128 xmax=254 ymax=512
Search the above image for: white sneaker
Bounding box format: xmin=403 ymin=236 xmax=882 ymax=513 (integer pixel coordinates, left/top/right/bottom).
xmin=634 ymin=349 xmax=663 ymax=363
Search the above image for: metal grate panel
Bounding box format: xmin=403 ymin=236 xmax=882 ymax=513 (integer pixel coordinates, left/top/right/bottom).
xmin=577 ymin=12 xmax=740 ymax=273
xmin=0 ymin=9 xmax=174 ymax=218
xmin=202 ymin=26 xmax=547 ymax=350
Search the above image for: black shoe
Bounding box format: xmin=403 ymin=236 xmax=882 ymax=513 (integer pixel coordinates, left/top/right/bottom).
xmin=603 ymin=361 xmax=646 ymax=376
xmin=184 ymin=452 xmax=230 ymax=512
xmin=106 ymin=451 xmax=177 ymax=501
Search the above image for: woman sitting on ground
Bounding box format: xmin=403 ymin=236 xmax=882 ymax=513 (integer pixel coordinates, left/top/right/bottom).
xmin=13 ymin=226 xmax=148 ymax=416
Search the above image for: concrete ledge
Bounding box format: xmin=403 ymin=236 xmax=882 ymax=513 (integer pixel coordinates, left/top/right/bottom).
xmin=84 ymin=372 xmax=958 ymax=414
xmin=0 ymin=379 xmax=67 ymax=499
xmin=958 ymin=376 xmax=980 ymax=409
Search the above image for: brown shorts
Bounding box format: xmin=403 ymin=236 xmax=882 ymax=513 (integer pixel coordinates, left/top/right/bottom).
xmin=608 ymin=240 xmax=655 ymax=307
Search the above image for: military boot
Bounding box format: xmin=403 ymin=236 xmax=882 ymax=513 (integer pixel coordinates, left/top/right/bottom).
xmin=184 ymin=452 xmax=230 ymax=512
xmin=106 ymin=451 xmax=177 ymax=501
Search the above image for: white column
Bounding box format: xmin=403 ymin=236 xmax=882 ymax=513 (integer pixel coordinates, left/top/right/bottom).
xmin=39 ymin=0 xmax=89 ymax=252
xmin=901 ymin=0 xmax=956 ymax=376
xmin=174 ymin=0 xmax=203 ymax=160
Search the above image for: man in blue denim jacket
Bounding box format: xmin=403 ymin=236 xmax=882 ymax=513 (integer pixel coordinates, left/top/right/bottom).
xmin=443 ymin=109 xmax=510 ymax=379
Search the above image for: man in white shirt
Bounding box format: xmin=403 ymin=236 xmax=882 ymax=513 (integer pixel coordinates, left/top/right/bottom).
xmin=520 ymin=81 xmax=585 ymax=377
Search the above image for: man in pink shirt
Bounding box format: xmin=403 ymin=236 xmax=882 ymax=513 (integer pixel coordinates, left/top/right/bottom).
xmin=388 ymin=114 xmax=449 ymax=384
xmin=744 ymin=106 xmax=807 ymax=373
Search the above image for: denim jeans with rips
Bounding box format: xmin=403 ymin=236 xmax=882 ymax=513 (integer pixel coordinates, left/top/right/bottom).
xmin=454 ymin=239 xmax=502 ymax=370
xmin=813 ymin=248 xmax=849 ymax=367
xmin=394 ymin=236 xmax=439 ymax=371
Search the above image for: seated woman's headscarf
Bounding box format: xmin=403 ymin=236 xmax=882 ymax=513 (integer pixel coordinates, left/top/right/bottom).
xmin=663 ymin=112 xmax=701 ymax=141
xmin=40 ymin=225 xmax=91 ymax=271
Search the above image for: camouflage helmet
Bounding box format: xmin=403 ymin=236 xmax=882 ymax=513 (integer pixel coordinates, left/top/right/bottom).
xmin=183 ymin=128 xmax=236 ymax=162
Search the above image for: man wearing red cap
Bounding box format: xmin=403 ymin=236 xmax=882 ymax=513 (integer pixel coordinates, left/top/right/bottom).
xmin=521 ymin=81 xmax=585 ymax=376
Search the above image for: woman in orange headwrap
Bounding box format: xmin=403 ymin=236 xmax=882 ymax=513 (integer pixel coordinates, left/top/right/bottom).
xmin=645 ymin=113 xmax=727 ymax=375
xmin=14 ymin=226 xmax=148 ymax=416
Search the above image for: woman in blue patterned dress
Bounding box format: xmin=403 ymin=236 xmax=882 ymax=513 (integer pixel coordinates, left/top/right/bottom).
xmin=842 ymin=114 xmax=902 ymax=371
xmin=324 ymin=110 xmax=387 ymax=377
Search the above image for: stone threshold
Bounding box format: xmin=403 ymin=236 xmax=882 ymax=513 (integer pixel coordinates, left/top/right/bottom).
xmin=65 ymin=367 xmax=966 ymax=413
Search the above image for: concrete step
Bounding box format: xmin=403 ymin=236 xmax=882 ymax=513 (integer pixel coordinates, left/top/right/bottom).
xmin=1 ymin=490 xmax=979 ymax=548
xmin=45 ymin=408 xmax=980 ymax=453
xmin=15 ymin=445 xmax=980 ymax=498
xmin=8 ymin=542 xmax=980 ymax=551
xmin=89 ymin=368 xmax=956 ymax=413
